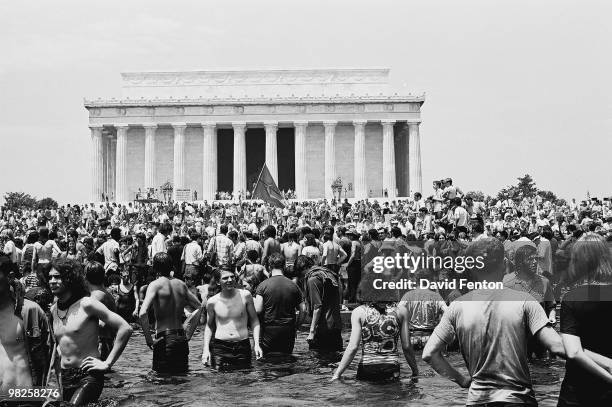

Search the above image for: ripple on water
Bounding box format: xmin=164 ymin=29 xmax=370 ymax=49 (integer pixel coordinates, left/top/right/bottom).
xmin=99 ymin=329 xmax=564 ymax=406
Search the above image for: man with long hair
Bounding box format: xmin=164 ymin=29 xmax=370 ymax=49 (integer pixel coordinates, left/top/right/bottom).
xmin=558 ymin=233 xmax=612 ymax=406
xmin=48 ymin=258 xmax=132 ymax=406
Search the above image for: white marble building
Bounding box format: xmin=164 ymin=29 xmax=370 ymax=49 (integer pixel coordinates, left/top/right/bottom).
xmin=84 ymin=68 xmax=424 ymax=202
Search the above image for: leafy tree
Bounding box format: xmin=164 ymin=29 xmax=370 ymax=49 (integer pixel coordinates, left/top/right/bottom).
xmin=465 ymin=190 xmax=485 ymax=202
xmin=496 ymin=185 xmax=520 ymax=202
xmin=517 ymin=174 xmax=537 ymax=198
xmin=37 ymin=197 xmax=58 ymax=209
xmin=496 ymin=175 xmax=564 ymax=206
xmin=3 ymin=192 xmax=37 ymax=210
xmin=537 ymin=190 xmax=557 ymax=202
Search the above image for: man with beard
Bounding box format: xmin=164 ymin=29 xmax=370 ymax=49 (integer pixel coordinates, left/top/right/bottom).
xmin=0 ymin=255 xmax=50 ymax=402
xmin=48 ymin=258 xmax=132 ymax=406
xmin=202 ymin=267 xmax=262 ymax=370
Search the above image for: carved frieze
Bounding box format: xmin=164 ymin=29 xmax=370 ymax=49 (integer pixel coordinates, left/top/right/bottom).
xmin=121 ymin=69 xmax=389 ymax=87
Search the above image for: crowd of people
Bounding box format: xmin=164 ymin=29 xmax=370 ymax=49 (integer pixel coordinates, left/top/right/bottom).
xmin=1 ymin=178 xmax=612 ymax=406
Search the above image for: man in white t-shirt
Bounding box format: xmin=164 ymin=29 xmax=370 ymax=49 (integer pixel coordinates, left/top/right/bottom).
xmin=151 ymin=223 xmax=171 ymax=259
xmin=448 ymin=198 xmax=468 ymax=228
xmin=96 ymin=227 xmax=121 ymax=272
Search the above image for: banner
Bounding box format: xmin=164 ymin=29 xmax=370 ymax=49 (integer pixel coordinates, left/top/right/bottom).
xmin=175 ymin=189 xmax=192 ymax=201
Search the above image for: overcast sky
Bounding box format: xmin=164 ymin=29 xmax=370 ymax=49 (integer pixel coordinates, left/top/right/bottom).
xmin=1 ymin=0 xmax=610 ymax=204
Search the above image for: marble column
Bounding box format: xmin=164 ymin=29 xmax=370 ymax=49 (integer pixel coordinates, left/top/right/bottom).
xmin=264 ymin=121 xmax=278 ymax=183
xmin=323 ymin=121 xmax=337 ymax=200
xmin=408 ymin=121 xmax=422 ymax=196
xmin=109 ymin=137 xmax=116 ymax=199
xmin=353 ymin=120 xmax=367 ymax=199
xmin=90 ymin=125 xmax=104 ymax=202
xmin=115 ymin=125 xmax=129 ymax=202
xmin=172 ymin=123 xmax=187 ymax=200
xmin=382 ymin=120 xmax=397 ymax=198
xmin=143 ymin=124 xmax=157 ymax=189
xmin=202 ymin=122 xmax=217 ymax=201
xmin=294 ymin=121 xmax=308 ymax=200
xmin=102 ymin=135 xmax=109 ymax=197
xmin=232 ymin=122 xmax=247 ymax=198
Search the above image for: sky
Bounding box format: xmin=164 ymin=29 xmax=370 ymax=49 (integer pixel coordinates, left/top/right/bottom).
xmin=0 ymin=0 xmax=610 ymax=204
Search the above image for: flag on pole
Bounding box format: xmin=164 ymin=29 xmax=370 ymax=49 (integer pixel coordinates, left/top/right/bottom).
xmin=251 ymin=164 xmax=286 ymax=208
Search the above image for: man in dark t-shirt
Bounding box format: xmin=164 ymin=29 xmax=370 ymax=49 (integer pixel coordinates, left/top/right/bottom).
xmin=166 ymin=236 xmax=184 ymax=280
xmin=254 ymin=253 xmax=304 ymax=355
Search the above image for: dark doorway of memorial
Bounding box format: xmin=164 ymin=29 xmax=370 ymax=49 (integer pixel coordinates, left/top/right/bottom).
xmin=246 ymin=128 xmax=265 ymax=194
xmin=217 ymin=129 xmax=234 ymax=194
xmin=277 ymin=127 xmax=295 ymax=193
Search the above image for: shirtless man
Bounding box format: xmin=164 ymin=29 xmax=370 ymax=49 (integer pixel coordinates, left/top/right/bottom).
xmin=201 ymin=268 xmax=262 ymax=370
xmin=0 ymin=255 xmax=50 ymax=402
xmin=85 ymin=261 xmax=117 ymax=361
xmin=139 ymin=253 xmax=201 ymax=374
xmin=280 ymin=231 xmax=301 ymax=278
xmin=48 ymin=258 xmax=132 ymax=406
xmin=261 ymin=225 xmax=280 ymax=266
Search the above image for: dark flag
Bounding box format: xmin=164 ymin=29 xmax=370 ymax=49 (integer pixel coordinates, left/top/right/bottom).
xmin=252 ymin=164 xmax=286 ymax=208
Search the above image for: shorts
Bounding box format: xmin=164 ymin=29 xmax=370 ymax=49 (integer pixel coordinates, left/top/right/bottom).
xmin=153 ymin=329 xmax=189 ymax=374
xmin=61 ymin=367 xmax=104 ymax=405
xmin=133 ymin=265 xmax=150 ymax=286
xmin=210 ymin=338 xmax=252 ymax=370
xmin=356 ymin=362 xmax=400 ymax=381
xmin=260 ymin=324 xmax=296 ymax=355
xmin=309 ymin=328 xmax=343 ymax=352
xmin=184 ymin=264 xmax=200 ymax=281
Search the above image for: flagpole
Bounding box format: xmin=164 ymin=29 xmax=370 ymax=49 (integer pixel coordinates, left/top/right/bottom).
xmin=252 ymin=164 xmax=266 ymax=197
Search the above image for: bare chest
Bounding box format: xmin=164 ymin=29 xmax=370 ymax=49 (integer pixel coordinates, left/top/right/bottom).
xmin=0 ymin=310 xmax=27 ymax=353
xmin=53 ymin=304 xmax=97 ymax=343
xmin=214 ymin=297 xmax=246 ymax=321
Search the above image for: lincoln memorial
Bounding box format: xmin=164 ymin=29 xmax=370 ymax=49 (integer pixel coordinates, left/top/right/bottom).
xmin=84 ymin=68 xmax=424 ymax=202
